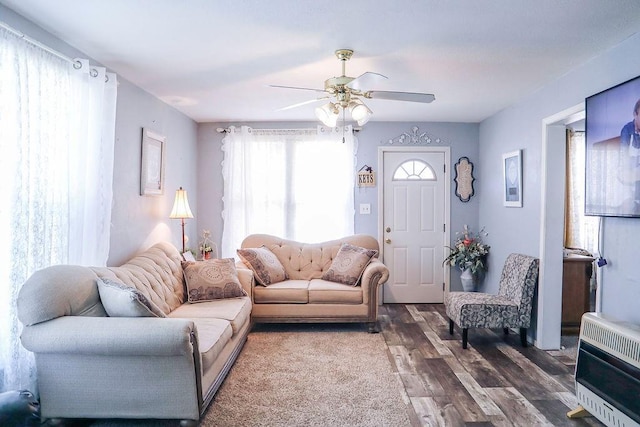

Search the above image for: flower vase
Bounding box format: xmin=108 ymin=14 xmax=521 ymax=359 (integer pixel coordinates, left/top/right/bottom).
xmin=460 ymin=268 xmax=476 ymax=292
xmin=204 ymin=252 xmax=211 ymax=260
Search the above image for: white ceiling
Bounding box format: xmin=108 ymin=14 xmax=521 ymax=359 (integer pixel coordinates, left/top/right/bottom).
xmin=3 ymin=0 xmax=640 ymax=124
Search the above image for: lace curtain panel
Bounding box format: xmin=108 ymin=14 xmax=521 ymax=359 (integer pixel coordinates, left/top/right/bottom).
xmin=221 ymin=126 xmax=356 ymax=257
xmin=565 ymin=130 xmax=599 ymax=254
xmin=0 ymin=27 xmax=117 ymax=393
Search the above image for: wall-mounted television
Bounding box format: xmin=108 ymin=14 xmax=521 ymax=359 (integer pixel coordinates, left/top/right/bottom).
xmin=585 ymin=75 xmax=640 ymax=217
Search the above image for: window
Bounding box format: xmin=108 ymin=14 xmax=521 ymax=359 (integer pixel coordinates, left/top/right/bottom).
xmin=220 ymin=126 xmax=356 ymax=257
xmin=393 ymin=160 xmax=436 ymax=180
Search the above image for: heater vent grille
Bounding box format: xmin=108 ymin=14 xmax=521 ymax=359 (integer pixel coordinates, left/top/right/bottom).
xmin=580 ymin=313 xmax=640 ymax=370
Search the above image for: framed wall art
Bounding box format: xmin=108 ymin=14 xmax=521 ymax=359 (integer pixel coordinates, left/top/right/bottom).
xmin=502 ymin=150 xmax=522 ymax=207
xmin=140 ymin=128 xmax=166 ymax=196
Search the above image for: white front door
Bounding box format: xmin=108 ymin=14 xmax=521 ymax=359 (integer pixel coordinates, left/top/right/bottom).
xmin=380 ymin=148 xmax=449 ymax=303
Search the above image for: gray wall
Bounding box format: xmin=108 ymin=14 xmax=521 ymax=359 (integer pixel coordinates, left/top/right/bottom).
xmin=197 ymin=121 xmax=480 ymax=291
xmin=479 ymin=31 xmax=640 ymax=348
xmin=109 ymin=82 xmax=198 ymax=266
xmin=2 ymin=5 xmax=199 ymax=266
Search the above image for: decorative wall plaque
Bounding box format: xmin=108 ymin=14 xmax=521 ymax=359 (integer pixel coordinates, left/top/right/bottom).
xmin=384 ymin=126 xmax=443 ymax=145
xmin=454 ymin=156 xmax=475 ymax=202
xmin=357 ymin=165 xmax=375 ymax=187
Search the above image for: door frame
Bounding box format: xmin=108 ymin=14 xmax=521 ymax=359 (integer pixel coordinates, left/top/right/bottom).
xmin=377 ymin=146 xmax=451 ymax=299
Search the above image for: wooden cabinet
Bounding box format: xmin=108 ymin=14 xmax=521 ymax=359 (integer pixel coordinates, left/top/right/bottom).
xmin=562 ymin=254 xmax=594 ymax=334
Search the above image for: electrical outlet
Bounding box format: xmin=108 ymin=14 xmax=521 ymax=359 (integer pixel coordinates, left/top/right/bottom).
xmin=359 ymin=203 xmax=371 ymax=215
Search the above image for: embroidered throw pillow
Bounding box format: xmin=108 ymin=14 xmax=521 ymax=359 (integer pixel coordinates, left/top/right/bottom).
xmin=322 ymin=243 xmax=378 ymax=286
xmin=97 ymin=277 xmax=166 ymax=317
xmin=182 ymin=258 xmax=247 ymax=302
xmin=237 ymin=246 xmax=288 ymax=286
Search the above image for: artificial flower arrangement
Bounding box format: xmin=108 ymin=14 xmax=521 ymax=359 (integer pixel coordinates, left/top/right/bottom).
xmin=199 ymin=229 xmax=215 ymax=259
xmin=444 ymin=225 xmax=490 ymax=275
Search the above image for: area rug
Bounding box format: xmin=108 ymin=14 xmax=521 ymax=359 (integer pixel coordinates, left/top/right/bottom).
xmin=83 ymin=324 xmax=411 ymax=426
xmin=201 ymin=324 xmax=411 ymax=426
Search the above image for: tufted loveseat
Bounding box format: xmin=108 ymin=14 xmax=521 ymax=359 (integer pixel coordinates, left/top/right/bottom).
xmin=238 ymin=234 xmax=389 ymax=332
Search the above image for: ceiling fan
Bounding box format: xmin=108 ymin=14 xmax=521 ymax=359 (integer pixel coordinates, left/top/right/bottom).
xmin=270 ymin=49 xmax=435 ymax=126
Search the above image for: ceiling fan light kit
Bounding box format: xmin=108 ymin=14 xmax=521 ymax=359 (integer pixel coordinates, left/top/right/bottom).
xmin=271 ymin=49 xmax=435 ymax=127
xmin=315 ymin=102 xmax=339 ymax=127
xmin=349 ymin=99 xmax=372 ymax=126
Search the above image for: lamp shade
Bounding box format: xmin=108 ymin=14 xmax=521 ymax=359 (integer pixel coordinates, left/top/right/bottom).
xmin=349 ymin=99 xmax=372 ymax=126
xmin=315 ymin=102 xmax=339 ymax=127
xmin=169 ymin=187 xmax=193 ymax=219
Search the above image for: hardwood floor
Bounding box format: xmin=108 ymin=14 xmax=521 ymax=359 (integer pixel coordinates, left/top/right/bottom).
xmin=379 ymin=304 xmax=604 ymax=427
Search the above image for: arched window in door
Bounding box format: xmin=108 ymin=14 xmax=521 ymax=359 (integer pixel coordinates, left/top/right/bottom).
xmin=392 ymin=159 xmax=436 ymax=181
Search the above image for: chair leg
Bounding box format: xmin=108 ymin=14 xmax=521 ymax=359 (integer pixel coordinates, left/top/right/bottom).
xmin=520 ymin=328 xmax=527 ymax=347
xmin=503 ymin=328 xmax=509 ymax=335
xmin=462 ymin=328 xmax=468 ymax=349
xmin=449 ymin=319 xmax=454 ymax=335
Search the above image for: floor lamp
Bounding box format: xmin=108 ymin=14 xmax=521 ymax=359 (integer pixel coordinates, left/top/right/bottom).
xmin=169 ymin=187 xmax=193 ymax=254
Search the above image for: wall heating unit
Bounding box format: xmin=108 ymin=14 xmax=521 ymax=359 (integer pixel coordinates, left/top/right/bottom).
xmin=573 ymin=312 xmax=640 ymax=427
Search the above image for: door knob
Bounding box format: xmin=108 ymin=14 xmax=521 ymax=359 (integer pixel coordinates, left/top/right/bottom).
xmin=385 ymin=238 xmax=391 ymax=244
xmin=385 ymin=227 xmax=391 ymax=232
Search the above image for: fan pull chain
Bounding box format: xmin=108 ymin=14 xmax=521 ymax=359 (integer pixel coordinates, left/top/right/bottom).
xmin=342 ymin=108 xmax=346 ymax=143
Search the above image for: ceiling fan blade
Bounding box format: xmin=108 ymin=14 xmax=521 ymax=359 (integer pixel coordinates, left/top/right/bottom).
xmin=347 ymin=72 xmax=388 ymax=91
xmin=269 ymin=84 xmax=327 ymax=94
xmin=367 ymin=90 xmax=435 ymax=103
xmin=277 ymin=96 xmax=329 ymax=111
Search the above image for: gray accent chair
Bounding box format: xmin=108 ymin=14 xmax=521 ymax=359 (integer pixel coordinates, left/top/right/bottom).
xmin=445 ymin=253 xmax=539 ymax=349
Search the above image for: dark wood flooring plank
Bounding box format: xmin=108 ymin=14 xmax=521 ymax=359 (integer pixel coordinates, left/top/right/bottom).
xmin=530 ymin=398 xmax=600 ymax=427
xmin=555 ymin=374 xmax=577 ymax=394
xmin=385 ymin=303 xmax=415 ymax=323
xmin=410 ymin=396 xmax=464 ymax=427
xmin=443 ymin=340 xmax=510 ymax=388
xmin=484 ymin=387 xmax=554 ymax=426
xmin=399 ymin=372 xmax=431 ymax=398
xmin=496 ymin=344 xmax=570 ymax=393
xmin=473 ymin=344 xmax=556 ymax=400
xmin=378 ymin=304 xmax=605 ymax=427
xmin=508 ymin=341 xmax=574 ymax=376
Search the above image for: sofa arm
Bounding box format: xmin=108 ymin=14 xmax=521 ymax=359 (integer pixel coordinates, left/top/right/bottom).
xmin=20 ymin=316 xmax=196 ymax=357
xmin=360 ymin=259 xmax=389 ymax=303
xmin=236 ymin=265 xmax=254 ymax=297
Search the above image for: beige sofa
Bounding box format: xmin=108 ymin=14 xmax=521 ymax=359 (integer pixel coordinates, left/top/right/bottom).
xmin=238 ymin=234 xmax=389 ymax=332
xmin=17 ymin=242 xmax=252 ymax=426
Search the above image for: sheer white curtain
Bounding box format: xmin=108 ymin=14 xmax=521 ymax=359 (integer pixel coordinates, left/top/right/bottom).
xmin=0 ymin=27 xmax=117 ymax=393
xmin=221 ymin=126 xmax=356 ymax=257
xmin=565 ymin=131 xmax=599 ymax=255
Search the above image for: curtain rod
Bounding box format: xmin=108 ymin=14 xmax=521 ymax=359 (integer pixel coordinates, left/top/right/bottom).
xmin=216 ymin=126 xmax=361 ymax=133
xmin=0 ymin=21 xmax=81 ymax=68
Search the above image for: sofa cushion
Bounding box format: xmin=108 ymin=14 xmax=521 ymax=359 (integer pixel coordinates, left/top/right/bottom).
xmin=168 ymin=297 xmax=251 ymax=335
xmin=253 ymin=280 xmax=309 ymax=303
xmin=321 ymin=243 xmax=378 ymax=286
xmin=182 ymin=258 xmax=247 ymax=302
xmin=308 ymin=279 xmax=363 ymax=304
xmin=190 ymin=318 xmax=233 ymax=371
xmin=97 ymin=278 xmax=166 ymax=317
xmin=237 ymin=246 xmax=288 ymax=286
xmin=91 ymin=242 xmax=185 ymax=315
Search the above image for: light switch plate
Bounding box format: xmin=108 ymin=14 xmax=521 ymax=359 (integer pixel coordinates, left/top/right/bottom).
xmin=359 ymin=203 xmax=371 ymax=214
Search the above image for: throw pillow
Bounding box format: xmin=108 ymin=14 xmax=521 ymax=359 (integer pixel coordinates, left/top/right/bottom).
xmin=236 ymin=246 xmax=288 ymax=286
xmin=97 ymin=277 xmax=166 ymax=317
xmin=322 ymin=243 xmax=378 ymax=286
xmin=182 ymin=258 xmax=247 ymax=302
